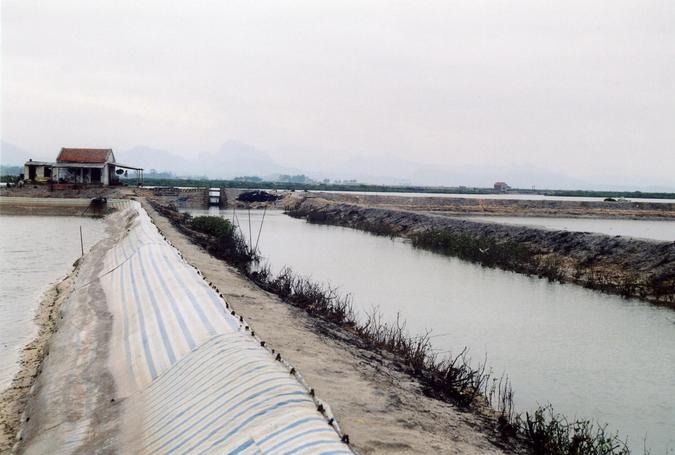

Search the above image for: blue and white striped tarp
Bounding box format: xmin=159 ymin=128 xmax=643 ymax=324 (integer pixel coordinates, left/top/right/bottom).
xmin=98 ymin=204 xmax=351 ymax=454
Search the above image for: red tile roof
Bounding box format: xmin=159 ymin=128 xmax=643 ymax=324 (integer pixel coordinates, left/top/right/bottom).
xmin=56 ymin=148 xmax=113 ymax=163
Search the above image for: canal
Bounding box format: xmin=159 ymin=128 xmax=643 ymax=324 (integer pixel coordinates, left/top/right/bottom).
xmin=190 ymin=208 xmax=675 ymax=453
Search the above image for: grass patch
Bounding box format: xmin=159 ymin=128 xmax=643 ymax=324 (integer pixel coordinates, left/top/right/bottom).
xmin=249 ymin=265 xmax=356 ymax=326
xmin=188 ymin=215 xmax=254 ymax=269
xmin=520 ymin=406 xmax=629 ymax=455
xmin=409 ymin=229 xmax=533 ymax=269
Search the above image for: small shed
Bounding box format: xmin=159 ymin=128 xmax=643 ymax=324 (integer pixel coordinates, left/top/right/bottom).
xmin=23 ymin=160 xmax=54 ymax=182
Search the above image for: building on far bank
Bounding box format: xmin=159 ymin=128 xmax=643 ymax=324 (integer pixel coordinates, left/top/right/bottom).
xmin=23 ymin=148 xmax=143 ymax=186
xmin=493 ymin=181 xmax=510 ymax=192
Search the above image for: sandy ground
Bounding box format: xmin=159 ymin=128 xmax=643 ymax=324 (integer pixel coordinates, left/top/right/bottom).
xmin=143 ymin=199 xmax=522 ymax=455
xmin=0 ymin=260 xmax=80 ymax=452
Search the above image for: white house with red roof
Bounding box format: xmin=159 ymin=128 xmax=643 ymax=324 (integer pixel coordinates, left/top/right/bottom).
xmin=24 ymin=148 xmax=143 ymax=185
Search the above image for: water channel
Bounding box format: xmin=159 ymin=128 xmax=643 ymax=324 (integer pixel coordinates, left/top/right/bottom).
xmin=190 ymin=208 xmax=675 ymax=453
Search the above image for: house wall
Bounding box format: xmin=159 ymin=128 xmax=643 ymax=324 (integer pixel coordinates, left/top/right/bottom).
xmin=32 ymin=151 xmax=135 ymax=186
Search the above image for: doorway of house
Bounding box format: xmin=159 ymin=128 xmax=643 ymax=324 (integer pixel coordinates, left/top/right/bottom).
xmin=91 ymin=168 xmax=101 ymax=183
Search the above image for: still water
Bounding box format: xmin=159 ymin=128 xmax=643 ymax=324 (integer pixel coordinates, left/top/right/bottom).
xmin=461 ymin=216 xmax=675 ymax=242
xmin=191 ymin=208 xmax=675 ymax=453
xmin=0 ymin=216 xmax=106 ymax=390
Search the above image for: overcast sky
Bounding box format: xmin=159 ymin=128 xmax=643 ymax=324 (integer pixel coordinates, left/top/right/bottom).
xmin=2 ymin=0 xmax=674 ymax=187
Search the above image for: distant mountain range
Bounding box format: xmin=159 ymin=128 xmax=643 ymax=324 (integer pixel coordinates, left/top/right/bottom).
xmin=2 ymin=139 xmax=673 ymax=192
xmin=115 ymin=142 xmax=304 ymax=179
xmin=1 ymin=141 xmax=44 ymax=164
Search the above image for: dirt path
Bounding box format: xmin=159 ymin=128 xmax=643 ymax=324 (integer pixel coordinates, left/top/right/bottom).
xmin=142 ymin=200 xmax=521 ymax=455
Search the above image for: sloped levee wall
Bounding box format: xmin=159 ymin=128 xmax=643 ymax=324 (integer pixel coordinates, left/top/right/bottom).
xmin=18 ymin=202 xmax=351 ymax=454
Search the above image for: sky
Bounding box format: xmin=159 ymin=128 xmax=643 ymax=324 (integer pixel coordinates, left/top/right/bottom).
xmin=1 ymin=0 xmax=674 ymax=189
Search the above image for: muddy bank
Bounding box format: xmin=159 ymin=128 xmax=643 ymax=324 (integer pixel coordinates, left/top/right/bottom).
xmin=143 ymin=199 xmax=524 ymax=454
xmin=0 ymin=262 xmax=80 ymax=453
xmin=312 ymin=191 xmax=675 ymax=219
xmin=285 ymin=195 xmax=675 ymax=306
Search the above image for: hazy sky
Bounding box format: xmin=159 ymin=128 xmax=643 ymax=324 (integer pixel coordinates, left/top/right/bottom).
xmin=2 ymin=0 xmax=674 ymax=186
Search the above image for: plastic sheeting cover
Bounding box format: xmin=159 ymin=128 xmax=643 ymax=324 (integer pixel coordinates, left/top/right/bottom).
xmin=98 ymin=204 xmax=351 ymax=454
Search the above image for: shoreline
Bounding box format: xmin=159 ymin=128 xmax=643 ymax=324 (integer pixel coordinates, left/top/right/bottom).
xmin=283 ymin=194 xmax=675 ymax=307
xmin=0 ymin=261 xmax=80 ymax=452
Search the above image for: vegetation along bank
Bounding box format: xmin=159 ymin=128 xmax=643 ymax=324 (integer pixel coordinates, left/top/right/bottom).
xmin=283 ymin=195 xmax=675 ymax=307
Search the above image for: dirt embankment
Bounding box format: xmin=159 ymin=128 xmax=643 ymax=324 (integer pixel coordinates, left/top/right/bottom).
xmin=313 ymin=192 xmax=675 ymax=219
xmin=0 ymin=199 xmax=114 ymax=216
xmin=142 ymin=199 xmax=525 ymax=455
xmin=284 ymin=195 xmax=675 ymax=306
